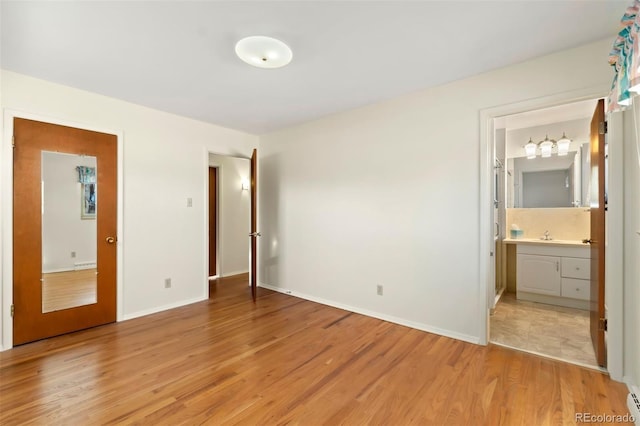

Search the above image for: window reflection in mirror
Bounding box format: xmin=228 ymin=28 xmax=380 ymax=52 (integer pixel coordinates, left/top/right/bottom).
xmin=41 ymin=151 xmax=97 ymax=313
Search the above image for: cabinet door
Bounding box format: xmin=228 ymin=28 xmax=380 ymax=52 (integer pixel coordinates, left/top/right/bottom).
xmin=517 ymin=254 xmax=561 ymax=296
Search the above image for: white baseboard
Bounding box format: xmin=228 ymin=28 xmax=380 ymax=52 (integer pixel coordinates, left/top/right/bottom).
xmin=258 ymin=282 xmax=480 ymax=345
xmin=122 ymin=295 xmax=207 ymax=321
xmin=42 ymin=267 xmax=74 ymax=274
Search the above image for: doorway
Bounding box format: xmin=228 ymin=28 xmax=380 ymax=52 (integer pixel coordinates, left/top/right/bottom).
xmin=486 ymin=97 xmax=608 ymax=369
xmin=207 ymin=154 xmax=252 ymax=297
xmin=12 ymin=118 xmax=118 ymax=345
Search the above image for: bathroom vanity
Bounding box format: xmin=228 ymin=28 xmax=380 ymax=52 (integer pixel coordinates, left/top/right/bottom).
xmin=503 ymin=239 xmax=590 ymax=310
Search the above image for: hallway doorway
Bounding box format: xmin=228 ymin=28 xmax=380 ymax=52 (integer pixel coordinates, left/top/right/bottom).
xmin=207 ymin=154 xmax=251 ymax=297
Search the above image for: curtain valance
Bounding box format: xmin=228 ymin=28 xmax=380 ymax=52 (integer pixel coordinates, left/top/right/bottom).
xmin=608 ymin=0 xmax=640 ymax=112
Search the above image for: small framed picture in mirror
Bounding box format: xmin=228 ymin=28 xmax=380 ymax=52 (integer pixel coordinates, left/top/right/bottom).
xmin=81 ymin=183 xmax=96 ymax=220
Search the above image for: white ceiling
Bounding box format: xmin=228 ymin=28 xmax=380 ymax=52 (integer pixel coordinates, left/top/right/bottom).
xmin=0 ymin=1 xmax=626 ymax=134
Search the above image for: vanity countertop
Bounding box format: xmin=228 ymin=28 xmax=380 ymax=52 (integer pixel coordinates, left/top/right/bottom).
xmin=503 ymin=238 xmax=588 ymax=247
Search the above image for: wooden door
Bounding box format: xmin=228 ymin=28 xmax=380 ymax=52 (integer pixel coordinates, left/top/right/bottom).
xmin=589 ymin=99 xmax=606 ymax=367
xmin=13 ymin=118 xmax=117 ymax=345
xmin=249 ymin=149 xmax=258 ymax=302
xmin=208 ymin=167 xmax=217 ymax=277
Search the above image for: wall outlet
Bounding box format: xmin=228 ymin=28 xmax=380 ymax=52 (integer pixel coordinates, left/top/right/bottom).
xmin=187 ymin=197 xmax=193 ymax=207
xmin=164 ymin=278 xmax=171 ymax=289
xmin=376 ymin=284 xmax=383 ymax=296
xmin=70 ymin=251 xmax=76 ymax=258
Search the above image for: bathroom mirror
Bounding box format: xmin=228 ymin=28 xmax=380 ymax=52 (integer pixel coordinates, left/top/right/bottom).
xmin=41 ymin=151 xmax=97 ymax=313
xmin=506 ymin=142 xmax=590 ymax=208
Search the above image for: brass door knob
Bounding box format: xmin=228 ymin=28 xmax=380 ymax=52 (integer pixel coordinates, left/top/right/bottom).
xmin=106 ymin=236 xmax=116 ymax=244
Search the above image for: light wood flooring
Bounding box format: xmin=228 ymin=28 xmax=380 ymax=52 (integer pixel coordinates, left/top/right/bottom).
xmin=0 ymin=274 xmax=631 ymax=425
xmin=42 ymin=268 xmax=97 ymax=313
xmin=490 ymin=292 xmax=597 ymax=368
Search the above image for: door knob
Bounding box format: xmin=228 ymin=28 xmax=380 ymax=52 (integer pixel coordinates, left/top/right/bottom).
xmin=106 ymin=236 xmax=116 ymax=244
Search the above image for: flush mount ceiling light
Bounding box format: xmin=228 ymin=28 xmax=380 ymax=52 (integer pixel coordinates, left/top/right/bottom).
xmin=235 ymin=36 xmax=292 ymax=69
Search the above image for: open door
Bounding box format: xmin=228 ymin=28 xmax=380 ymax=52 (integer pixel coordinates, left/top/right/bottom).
xmin=249 ymin=149 xmax=259 ymax=302
xmin=589 ymin=99 xmax=606 ymax=367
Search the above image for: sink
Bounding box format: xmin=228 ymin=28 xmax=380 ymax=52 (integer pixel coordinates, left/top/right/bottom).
xmin=510 ymin=238 xmax=588 ymax=246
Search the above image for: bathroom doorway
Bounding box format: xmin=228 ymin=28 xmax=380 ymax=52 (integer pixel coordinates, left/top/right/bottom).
xmin=488 ymin=98 xmax=605 ymax=369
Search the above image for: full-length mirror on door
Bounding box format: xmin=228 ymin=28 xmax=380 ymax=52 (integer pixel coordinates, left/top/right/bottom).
xmin=13 ymin=117 xmax=117 ymax=346
xmin=41 ymin=151 xmax=98 ymax=313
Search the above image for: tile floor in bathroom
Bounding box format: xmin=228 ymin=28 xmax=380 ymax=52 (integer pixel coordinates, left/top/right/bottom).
xmin=490 ymin=292 xmax=598 ymax=368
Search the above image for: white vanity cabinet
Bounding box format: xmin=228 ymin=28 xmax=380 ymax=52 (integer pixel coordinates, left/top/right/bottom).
xmin=517 ymin=254 xmax=561 ymax=295
xmin=515 ymin=242 xmax=590 ymax=310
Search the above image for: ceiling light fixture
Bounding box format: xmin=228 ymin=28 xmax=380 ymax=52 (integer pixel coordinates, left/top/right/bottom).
xmin=235 ymin=36 xmax=292 ymax=69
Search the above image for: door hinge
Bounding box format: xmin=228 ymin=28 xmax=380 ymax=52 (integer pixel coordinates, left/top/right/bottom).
xmin=10 ymin=304 xmax=14 ymax=317
xmin=599 ymin=121 xmax=608 ymax=135
xmin=12 ymin=135 xmax=16 ymax=149
xmin=599 ymin=317 xmax=608 ymax=331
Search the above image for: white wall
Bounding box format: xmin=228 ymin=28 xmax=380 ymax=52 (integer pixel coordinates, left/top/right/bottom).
xmin=1 ymin=70 xmax=258 ymax=348
xmin=42 ymin=152 xmax=97 ymax=272
xmin=623 ymin=106 xmax=640 ymax=388
xmin=208 ymin=154 xmax=250 ymax=276
xmin=258 ymin=39 xmax=615 ymax=344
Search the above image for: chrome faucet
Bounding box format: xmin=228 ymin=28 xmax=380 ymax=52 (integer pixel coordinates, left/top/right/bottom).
xmin=542 ymin=230 xmax=552 ymax=241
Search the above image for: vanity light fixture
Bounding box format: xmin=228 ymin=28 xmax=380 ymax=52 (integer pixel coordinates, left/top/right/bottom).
xmin=539 ymin=135 xmax=554 ymax=158
xmin=556 ymin=132 xmax=571 ymax=156
xmin=524 ymin=133 xmax=572 ymax=159
xmin=235 ymin=36 xmax=293 ymax=69
xmin=525 ymin=138 xmax=537 ymax=159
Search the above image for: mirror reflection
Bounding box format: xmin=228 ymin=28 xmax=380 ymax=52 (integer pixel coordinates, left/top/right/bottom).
xmin=41 ymin=151 xmax=97 ymax=313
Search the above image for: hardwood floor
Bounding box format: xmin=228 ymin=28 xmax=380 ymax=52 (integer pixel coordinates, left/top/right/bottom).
xmin=42 ymin=269 xmax=97 ymax=313
xmin=1 ymin=274 xmax=631 ymax=425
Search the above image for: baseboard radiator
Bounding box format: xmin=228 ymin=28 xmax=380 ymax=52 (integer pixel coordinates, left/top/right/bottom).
xmin=74 ymin=261 xmax=97 ymax=271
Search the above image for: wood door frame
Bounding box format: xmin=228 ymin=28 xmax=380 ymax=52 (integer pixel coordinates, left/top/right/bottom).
xmin=478 ymin=85 xmax=624 ymax=380
xmin=208 ymin=166 xmax=218 ymax=279
xmin=1 ymin=110 xmax=124 ymax=351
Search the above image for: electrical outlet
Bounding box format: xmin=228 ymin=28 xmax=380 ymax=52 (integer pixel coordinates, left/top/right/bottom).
xmin=70 ymin=251 xmax=76 ymax=258
xmin=164 ymin=278 xmax=171 ymax=289
xmin=376 ymin=285 xmax=383 ymax=296
xmin=187 ymin=198 xmax=193 ymax=207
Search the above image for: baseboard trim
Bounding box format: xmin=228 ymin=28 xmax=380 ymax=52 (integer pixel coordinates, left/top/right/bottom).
xmin=122 ymin=296 xmax=207 ymax=321
xmin=625 ymin=378 xmax=639 ymax=393
xmin=259 ymin=282 xmax=480 ymax=345
xmin=42 ymin=267 xmax=75 ymax=274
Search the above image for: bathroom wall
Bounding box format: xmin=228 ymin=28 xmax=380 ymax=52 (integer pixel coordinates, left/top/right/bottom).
xmin=506 ymin=208 xmax=590 ymax=241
